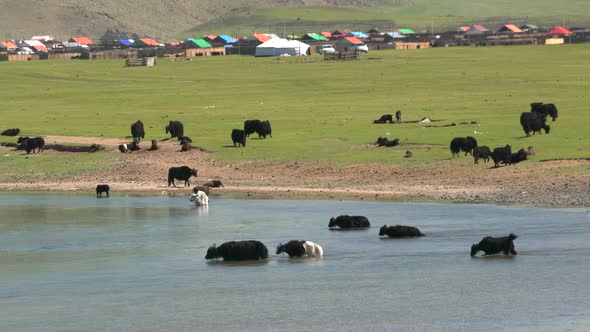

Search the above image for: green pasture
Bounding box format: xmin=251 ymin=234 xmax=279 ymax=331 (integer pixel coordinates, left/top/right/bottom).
xmin=1 ymin=44 xmax=589 ymax=180
xmin=188 ymin=0 xmax=590 ymax=36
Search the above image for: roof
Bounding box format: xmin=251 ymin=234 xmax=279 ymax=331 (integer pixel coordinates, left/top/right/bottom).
xmin=385 ymin=32 xmax=406 ymax=39
xmin=471 ymin=24 xmax=489 ymax=32
xmin=458 ymin=26 xmax=470 ymax=32
xmin=187 ymin=38 xmax=212 ymax=48
xmin=547 ymin=26 xmax=572 ymax=35
xmin=31 ymin=44 xmax=47 ymax=52
xmin=346 ymin=31 xmax=369 ymax=38
xmin=521 ymin=24 xmax=539 ymax=29
xmin=31 ymin=35 xmax=53 ymax=42
xmin=70 ymin=36 xmax=94 ymax=45
xmin=249 ymin=33 xmax=272 ymax=43
xmin=217 ymin=35 xmax=237 ymax=43
xmin=203 ymin=34 xmax=218 ymax=41
xmin=320 ymin=31 xmax=332 ymax=38
xmin=498 ymin=24 xmax=523 ymax=33
xmin=397 ymin=28 xmax=416 ymax=34
xmin=134 ymin=38 xmax=160 ymax=46
xmin=1 ymin=41 xmax=18 ymax=49
xmin=339 ymin=36 xmax=364 ymax=45
xmin=118 ymin=39 xmax=134 ymax=46
xmin=302 ymin=33 xmax=328 ymax=41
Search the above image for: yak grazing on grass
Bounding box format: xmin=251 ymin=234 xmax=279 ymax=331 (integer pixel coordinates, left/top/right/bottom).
xmin=473 ymin=146 xmax=492 ymax=164
xmin=130 ymin=120 xmax=145 ymax=142
xmin=243 ymin=120 xmax=262 ymax=137
xmin=520 ymin=112 xmax=550 ymax=137
xmin=530 ymin=102 xmax=558 ymax=121
xmin=373 ymin=114 xmax=394 ymax=124
xmin=450 ymin=137 xmax=478 ymax=157
xmin=491 ymin=145 xmax=512 ymax=167
xmin=165 ymin=121 xmax=184 ymax=140
xmin=1 ymin=128 xmax=20 ymax=136
xmin=25 ymin=137 xmax=45 ymax=154
xmin=258 ymin=120 xmax=272 ymax=138
xmin=231 ymin=129 xmax=246 ymax=147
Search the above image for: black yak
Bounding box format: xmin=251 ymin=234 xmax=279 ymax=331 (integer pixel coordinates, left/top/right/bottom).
xmin=130 ymin=120 xmax=145 ymax=142
xmin=450 ymin=136 xmax=478 ymax=157
xmin=491 ymin=145 xmax=512 ymax=167
xmin=258 ymin=120 xmax=272 ymax=138
xmin=511 ymin=148 xmax=528 ymax=164
xmin=203 ymin=179 xmax=224 ymax=188
xmin=1 ymin=128 xmax=20 ymax=136
xmin=328 ymin=215 xmax=370 ymax=229
xmin=96 ymin=184 xmax=110 ymax=197
xmin=520 ymin=112 xmax=550 ymax=137
xmin=473 ymin=146 xmax=492 ymax=164
xmin=205 ymin=240 xmax=269 ymax=261
xmin=530 ymin=102 xmax=558 ymax=121
xmin=231 ymin=129 xmax=246 ymax=147
xmin=165 ymin=121 xmax=184 ymax=140
xmin=376 ymin=137 xmax=400 ymax=147
xmin=395 ymin=111 xmax=402 ymax=123
xmin=379 ymin=225 xmax=425 ymax=238
xmin=373 ymin=114 xmax=394 ymax=124
xmin=471 ymin=234 xmax=518 ymax=256
xmin=25 ymin=137 xmax=45 ymax=154
xmin=276 ymin=240 xmax=323 ymax=258
xmin=244 ymin=120 xmax=262 ymax=137
xmin=148 ymin=139 xmax=159 ymax=151
xmin=167 ymin=166 xmax=198 ymax=187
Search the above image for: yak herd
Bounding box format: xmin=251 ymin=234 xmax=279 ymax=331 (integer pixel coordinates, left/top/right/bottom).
xmin=370 ymin=101 xmax=558 ymax=168
xmin=204 ymin=214 xmax=518 ymax=262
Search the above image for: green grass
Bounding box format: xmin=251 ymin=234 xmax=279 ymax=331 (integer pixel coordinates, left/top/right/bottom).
xmin=187 ymin=0 xmax=590 ymax=36
xmin=1 ymin=44 xmax=589 ymax=176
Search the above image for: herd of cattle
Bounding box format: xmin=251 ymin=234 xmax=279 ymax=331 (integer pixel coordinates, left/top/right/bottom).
xmin=203 ymin=214 xmax=518 ymax=261
xmin=370 ymin=102 xmax=558 ymax=167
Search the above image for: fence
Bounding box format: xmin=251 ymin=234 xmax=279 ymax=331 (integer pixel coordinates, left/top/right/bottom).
xmin=324 ymin=51 xmax=360 ymax=61
xmin=125 ymin=57 xmax=157 ymax=67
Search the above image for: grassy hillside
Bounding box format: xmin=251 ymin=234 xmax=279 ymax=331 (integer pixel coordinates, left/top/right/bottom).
xmin=1 ymin=0 xmax=589 ymax=40
xmin=1 ymin=44 xmax=589 ymax=171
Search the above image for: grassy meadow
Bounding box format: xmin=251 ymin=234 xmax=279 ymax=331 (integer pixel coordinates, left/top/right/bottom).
xmin=1 ymin=44 xmax=589 ymax=179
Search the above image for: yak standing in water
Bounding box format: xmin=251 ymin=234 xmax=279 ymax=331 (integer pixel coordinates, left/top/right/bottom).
xmin=276 ymin=240 xmax=324 ymax=258
xmin=205 ymin=240 xmax=269 ymax=261
xmin=471 ymin=234 xmax=518 ymax=257
xmin=328 ymin=215 xmax=370 ymax=229
xmin=379 ymin=225 xmax=425 ymax=238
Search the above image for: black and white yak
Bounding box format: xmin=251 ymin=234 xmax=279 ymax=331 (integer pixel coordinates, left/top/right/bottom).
xmin=205 ymin=240 xmax=269 ymax=261
xmin=471 ymin=234 xmax=518 ymax=257
xmin=276 ymin=240 xmax=324 ymax=258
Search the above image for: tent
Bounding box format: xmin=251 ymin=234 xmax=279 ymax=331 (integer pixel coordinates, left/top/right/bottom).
xmin=547 ymin=26 xmax=572 ymax=35
xmin=255 ymin=38 xmax=309 ymax=57
xmin=117 ymin=39 xmax=134 ymax=47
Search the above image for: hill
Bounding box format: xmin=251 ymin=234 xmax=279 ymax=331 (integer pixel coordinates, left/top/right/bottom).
xmin=1 ymin=0 xmax=589 ymax=41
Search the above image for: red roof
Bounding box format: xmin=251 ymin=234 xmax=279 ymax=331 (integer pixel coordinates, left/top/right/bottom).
xmin=343 ymin=36 xmax=363 ymax=45
xmin=320 ymin=31 xmax=332 ymax=38
xmin=1 ymin=41 xmax=17 ymax=49
xmin=547 ymin=26 xmax=572 ymax=35
xmin=458 ymin=26 xmax=470 ymax=32
xmin=140 ymin=38 xmax=160 ymax=46
xmin=472 ymin=24 xmax=489 ymax=32
xmin=32 ymin=44 xmax=47 ymax=51
xmin=70 ymin=36 xmax=94 ymax=45
xmin=251 ymin=33 xmax=271 ymax=43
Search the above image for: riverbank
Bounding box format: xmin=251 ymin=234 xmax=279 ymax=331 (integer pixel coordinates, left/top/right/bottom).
xmin=1 ymin=137 xmax=588 ymax=208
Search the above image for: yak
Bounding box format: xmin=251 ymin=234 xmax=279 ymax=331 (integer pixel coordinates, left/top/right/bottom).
xmin=473 ymin=146 xmax=492 ymax=164
xmin=395 ymin=111 xmax=402 ymax=123
xmin=148 ymin=139 xmax=159 ymax=151
xmin=471 ymin=234 xmax=518 ymax=257
xmin=373 ymin=114 xmax=394 ymax=124
xmin=450 ymin=136 xmax=478 ymax=157
xmin=276 ymin=240 xmax=324 ymax=258
xmin=511 ymin=148 xmax=528 ymax=164
xmin=130 ymin=120 xmax=145 ymax=142
xmin=231 ymin=129 xmax=246 ymax=147
xmin=96 ymin=184 xmax=110 ymax=198
xmin=379 ymin=225 xmax=425 ymax=238
xmin=244 ymin=120 xmax=262 ymax=137
xmin=1 ymin=128 xmax=20 ymax=136
xmin=203 ymin=179 xmax=224 ymax=188
xmin=520 ymin=112 xmax=550 ymax=137
xmin=167 ymin=166 xmax=198 ymax=187
xmin=491 ymin=145 xmax=512 ymax=167
xmin=205 ymin=240 xmax=269 ymax=261
xmin=165 ymin=121 xmax=184 ymax=140
xmin=258 ymin=120 xmax=272 ymax=139
xmin=530 ymin=102 xmax=558 ymax=121
xmin=376 ymin=137 xmax=400 ymax=147
xmin=329 ymin=215 xmax=371 ymax=229
xmin=25 ymin=137 xmax=45 ymax=154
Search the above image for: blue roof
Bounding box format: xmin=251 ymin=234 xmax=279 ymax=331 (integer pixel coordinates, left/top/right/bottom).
xmin=118 ymin=39 xmax=134 ymax=46
xmin=347 ymin=31 xmax=369 ymax=38
xmin=218 ymin=35 xmax=237 ymax=43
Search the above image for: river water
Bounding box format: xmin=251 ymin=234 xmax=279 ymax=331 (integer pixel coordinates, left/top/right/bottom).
xmin=0 ymin=194 xmax=589 ymax=331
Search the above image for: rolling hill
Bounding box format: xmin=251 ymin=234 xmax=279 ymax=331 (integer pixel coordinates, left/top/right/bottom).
xmin=0 ymin=0 xmax=589 ymax=41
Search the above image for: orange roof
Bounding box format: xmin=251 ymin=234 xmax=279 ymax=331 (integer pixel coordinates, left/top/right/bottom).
xmin=71 ymin=36 xmax=94 ymax=45
xmin=204 ymin=34 xmax=218 ymax=40
xmin=501 ymin=24 xmax=523 ymax=33
xmin=140 ymin=38 xmax=160 ymax=46
xmin=344 ymin=36 xmax=363 ymax=45
xmin=459 ymin=26 xmax=470 ymax=32
xmin=320 ymin=31 xmax=332 ymax=37
xmin=1 ymin=41 xmax=17 ymax=49
xmin=472 ymin=24 xmax=489 ymax=31
xmin=32 ymin=44 xmax=47 ymax=51
xmin=251 ymin=33 xmax=271 ymax=42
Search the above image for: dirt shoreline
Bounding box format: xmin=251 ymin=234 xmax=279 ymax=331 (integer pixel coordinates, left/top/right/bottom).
xmin=1 ymin=136 xmax=589 ymax=208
